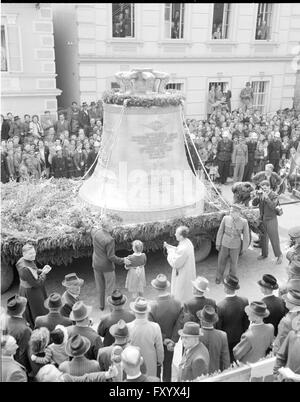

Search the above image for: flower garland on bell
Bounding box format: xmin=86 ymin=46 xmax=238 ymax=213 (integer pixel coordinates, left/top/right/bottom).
xmin=102 ymin=90 xmax=185 ymax=108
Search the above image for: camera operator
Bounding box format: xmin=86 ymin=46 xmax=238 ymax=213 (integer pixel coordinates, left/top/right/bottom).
xmin=251 ymin=180 xmax=283 ymax=265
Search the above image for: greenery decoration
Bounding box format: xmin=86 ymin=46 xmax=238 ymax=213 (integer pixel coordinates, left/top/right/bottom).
xmin=102 ymin=90 xmax=185 ymax=108
xmin=1 ymin=179 xmax=260 ymax=267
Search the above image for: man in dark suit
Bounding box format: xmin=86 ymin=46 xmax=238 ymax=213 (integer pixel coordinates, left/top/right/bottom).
xmin=91 ymin=218 xmax=129 ymax=310
xmin=243 ymin=132 xmax=258 ymax=181
xmin=122 ymin=345 xmax=160 ymax=382
xmin=67 ymin=301 xmax=103 ymax=360
xmin=216 ymin=274 xmax=249 ymax=362
xmin=177 ymin=322 xmax=209 ymax=381
xmin=216 ymin=131 xmax=233 ymax=184
xmin=257 ymin=274 xmax=287 ymax=336
xmin=148 ymin=274 xmax=184 ymax=382
xmin=97 ymin=290 xmax=135 ymax=347
xmin=198 ymin=305 xmax=230 ymax=374
xmin=79 ymin=102 xmax=90 ymax=135
xmin=60 ymin=273 xmax=84 ymax=318
xmin=252 ymin=180 xmax=283 ymax=264
xmin=6 ymin=295 xmax=32 ymax=372
xmin=35 ymin=293 xmax=72 ymax=331
xmin=184 ymin=276 xmax=216 ymax=323
xmin=86 ymin=141 xmax=101 ymax=177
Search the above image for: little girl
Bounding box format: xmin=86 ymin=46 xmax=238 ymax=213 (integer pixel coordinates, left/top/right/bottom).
xmin=125 ymin=240 xmax=147 ymax=299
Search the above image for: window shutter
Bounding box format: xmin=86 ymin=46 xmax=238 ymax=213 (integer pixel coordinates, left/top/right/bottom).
xmin=6 ymin=24 xmax=22 ymax=72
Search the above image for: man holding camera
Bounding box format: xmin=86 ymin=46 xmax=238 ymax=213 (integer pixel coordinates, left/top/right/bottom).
xmin=251 ymin=180 xmax=283 ymax=264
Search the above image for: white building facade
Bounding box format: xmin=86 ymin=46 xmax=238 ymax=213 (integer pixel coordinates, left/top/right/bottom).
xmin=53 ymin=3 xmax=300 ymax=119
xmin=1 ymin=3 xmax=61 ymax=117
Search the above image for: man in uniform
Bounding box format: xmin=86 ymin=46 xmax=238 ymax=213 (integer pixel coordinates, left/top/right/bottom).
xmin=268 ymin=132 xmax=282 ymax=173
xmin=216 ymin=131 xmax=233 ymax=184
xmin=215 ymin=204 xmax=250 ymax=284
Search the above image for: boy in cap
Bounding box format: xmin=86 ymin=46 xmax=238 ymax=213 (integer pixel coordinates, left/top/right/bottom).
xmin=215 ymin=204 xmax=250 ymax=284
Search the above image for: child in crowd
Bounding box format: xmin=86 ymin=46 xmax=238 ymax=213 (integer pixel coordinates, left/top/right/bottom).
xmin=47 ymin=325 xmax=69 ymax=366
xmin=125 ymin=240 xmax=147 ymax=299
xmin=29 ymin=327 xmax=53 ymax=378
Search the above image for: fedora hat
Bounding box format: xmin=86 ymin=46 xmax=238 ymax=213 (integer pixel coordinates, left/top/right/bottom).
xmin=107 ymin=289 xmax=127 ymax=306
xmin=130 ymin=297 xmax=150 ymax=314
xmin=65 ymin=334 xmax=91 ymax=357
xmin=178 ymin=322 xmax=201 ymax=337
xmin=62 ymin=273 xmax=84 ymax=288
xmin=197 ymin=305 xmax=219 ymax=325
xmin=258 ymin=274 xmax=279 ymax=290
xmin=151 ymin=274 xmax=170 ymax=290
xmin=284 ymin=289 xmax=300 ymax=307
xmin=69 ymin=301 xmax=92 ymax=322
xmin=245 ymin=301 xmax=270 ymax=318
xmin=224 ymin=274 xmax=240 ymax=290
xmin=6 ymin=295 xmax=27 ymax=316
xmin=44 ymin=293 xmax=62 ymax=310
xmin=191 ymin=276 xmax=209 ymax=293
xmin=109 ymin=319 xmax=129 ymax=338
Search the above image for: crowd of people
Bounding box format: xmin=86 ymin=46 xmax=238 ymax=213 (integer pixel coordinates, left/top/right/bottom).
xmin=1 ymin=219 xmax=300 ymax=383
xmin=1 ymin=101 xmax=103 ymax=183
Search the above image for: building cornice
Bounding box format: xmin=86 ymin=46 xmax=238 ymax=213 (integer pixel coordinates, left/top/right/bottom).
xmin=2 ymin=89 xmax=62 ymax=97
xmin=79 ymin=55 xmax=294 ymax=63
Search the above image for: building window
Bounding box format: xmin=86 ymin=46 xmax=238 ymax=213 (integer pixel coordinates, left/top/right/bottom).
xmin=251 ymin=81 xmax=268 ymax=113
xmin=1 ymin=25 xmax=8 ymax=71
xmin=164 ymin=3 xmax=185 ymax=39
xmin=112 ymin=3 xmax=135 ymax=38
xmin=255 ymin=3 xmax=273 ymax=40
xmin=166 ymin=83 xmax=183 ymax=91
xmin=212 ymin=4 xmax=231 ymax=39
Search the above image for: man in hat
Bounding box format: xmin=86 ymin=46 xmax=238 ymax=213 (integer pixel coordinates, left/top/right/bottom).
xmin=148 ymin=274 xmax=184 ymax=382
xmin=240 ymin=82 xmax=253 ymax=111
xmin=55 ymin=113 xmax=70 ymax=136
xmin=127 ymin=297 xmax=164 ymax=377
xmin=97 ymin=289 xmax=135 ymax=347
xmin=243 ymin=132 xmax=258 ymax=181
xmin=59 ymin=334 xmax=100 ymax=376
xmin=252 ymin=163 xmax=281 ymax=192
xmin=273 ymin=315 xmax=300 ymax=379
xmin=215 ymin=204 xmax=250 ymax=284
xmin=216 ymin=130 xmax=233 ymax=184
xmin=8 ymin=116 xmax=24 ymax=138
xmin=67 ymin=301 xmax=103 ymax=360
xmin=273 ymin=289 xmax=300 ymax=354
xmin=252 ymin=180 xmax=283 ymax=264
xmin=1 ymin=334 xmax=28 ymax=382
xmin=164 ymin=225 xmax=196 ymax=304
xmin=91 ymin=217 xmax=130 ymax=311
xmin=177 ymin=322 xmax=209 ymax=381
xmin=198 ymin=305 xmax=230 ymax=374
xmin=184 ymin=276 xmax=216 ymax=322
xmin=233 ymin=301 xmax=274 ymax=364
xmin=268 ymin=132 xmax=282 ymax=173
xmin=61 ymin=273 xmax=84 ymax=318
xmin=257 ymin=274 xmax=286 ymax=336
xmin=35 ymin=293 xmax=72 ymax=331
xmin=122 ymin=345 xmax=160 ymax=382
xmin=216 ymin=275 xmax=249 ymax=362
xmin=6 ymin=295 xmax=32 ymax=371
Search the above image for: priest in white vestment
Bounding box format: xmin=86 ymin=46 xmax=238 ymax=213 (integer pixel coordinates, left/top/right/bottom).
xmin=164 ymin=226 xmax=196 ymax=304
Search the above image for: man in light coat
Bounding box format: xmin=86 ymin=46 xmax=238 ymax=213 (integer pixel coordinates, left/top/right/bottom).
xmin=164 ymin=226 xmax=196 ymax=304
xmin=1 ymin=334 xmax=27 ymax=382
xmin=127 ymin=298 xmax=164 ymax=378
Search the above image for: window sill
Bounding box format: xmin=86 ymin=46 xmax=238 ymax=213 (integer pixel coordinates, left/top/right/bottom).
xmin=250 ymin=41 xmax=279 ymax=47
xmin=158 ymin=40 xmax=193 ymax=47
xmin=206 ymin=40 xmax=238 ymax=46
xmin=106 ymin=38 xmax=144 ymax=45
